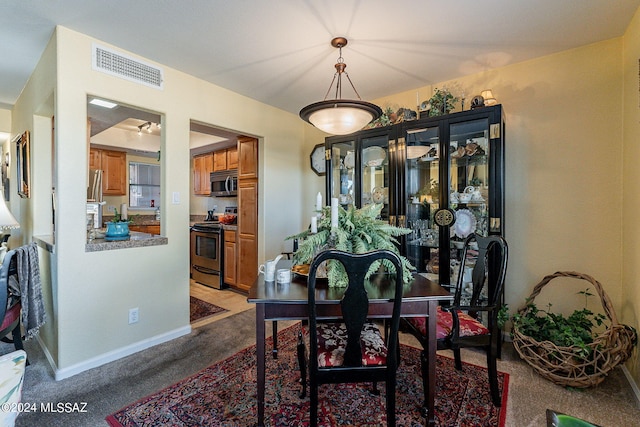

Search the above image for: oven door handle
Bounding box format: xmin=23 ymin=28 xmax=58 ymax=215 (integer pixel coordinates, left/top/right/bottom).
xmin=193 ymin=265 xmax=219 ymax=274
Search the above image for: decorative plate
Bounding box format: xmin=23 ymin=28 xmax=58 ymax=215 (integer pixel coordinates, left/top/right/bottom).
xmin=362 ymin=146 xmax=386 ymax=167
xmin=292 ymin=264 xmax=327 ymax=279
xmin=453 ymin=209 xmax=476 ymax=238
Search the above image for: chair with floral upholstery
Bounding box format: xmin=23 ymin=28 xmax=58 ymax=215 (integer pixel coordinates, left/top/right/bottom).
xmin=0 ymin=249 xmax=24 ymax=356
xmin=303 ymin=249 xmax=404 ymax=427
xmin=403 ymin=233 xmax=508 ymax=409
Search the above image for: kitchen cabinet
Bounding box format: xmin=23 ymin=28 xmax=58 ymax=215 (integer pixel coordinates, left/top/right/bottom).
xmin=213 ymin=146 xmax=238 ymax=172
xmin=323 ymin=105 xmax=505 ymax=287
xmin=223 ymin=229 xmax=237 ymax=286
xmin=238 ymin=137 xmax=257 ymax=179
xmin=129 ymin=224 xmax=160 ymax=235
xmin=236 ymin=136 xmax=258 ymax=292
xmin=90 ymin=148 xmax=126 ymax=195
xmin=193 ymin=152 xmax=213 ymax=195
xmin=226 ymin=146 xmax=238 ymax=169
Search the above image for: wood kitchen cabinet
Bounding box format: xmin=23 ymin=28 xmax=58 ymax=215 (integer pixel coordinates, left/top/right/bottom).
xmin=193 ymin=152 xmax=213 ymax=195
xmin=238 ymin=137 xmax=257 ymax=179
xmin=223 ymin=229 xmax=237 ymax=286
xmin=236 ymin=136 xmax=259 ymax=292
xmin=226 ymin=146 xmax=238 ymax=169
xmin=89 ymin=147 xmax=126 ymax=195
xmin=129 ymin=224 xmax=161 ymax=235
xmin=213 ymin=146 xmax=238 ymax=172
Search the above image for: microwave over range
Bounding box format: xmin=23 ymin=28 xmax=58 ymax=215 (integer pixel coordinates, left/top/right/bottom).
xmin=210 ymin=170 xmax=237 ymax=197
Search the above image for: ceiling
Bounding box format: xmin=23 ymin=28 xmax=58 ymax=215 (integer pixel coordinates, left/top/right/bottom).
xmin=2 ymin=0 xmax=639 ymax=119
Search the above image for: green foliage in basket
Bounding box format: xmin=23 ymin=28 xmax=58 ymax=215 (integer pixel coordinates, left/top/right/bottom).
xmin=511 ymin=289 xmax=607 ymax=359
xmin=286 ymin=203 xmax=415 ymax=288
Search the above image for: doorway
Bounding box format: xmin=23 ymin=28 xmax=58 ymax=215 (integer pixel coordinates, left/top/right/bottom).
xmin=188 ymin=122 xmax=256 ymax=326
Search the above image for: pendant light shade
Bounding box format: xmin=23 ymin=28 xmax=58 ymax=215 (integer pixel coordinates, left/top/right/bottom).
xmin=300 ymin=37 xmax=382 ymax=135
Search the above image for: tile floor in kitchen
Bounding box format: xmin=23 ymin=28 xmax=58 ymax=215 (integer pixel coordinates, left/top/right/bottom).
xmin=190 ymin=279 xmax=254 ymax=327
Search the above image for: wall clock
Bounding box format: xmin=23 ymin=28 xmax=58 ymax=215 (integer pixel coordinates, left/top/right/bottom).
xmin=310 ymin=143 xmax=326 ymax=176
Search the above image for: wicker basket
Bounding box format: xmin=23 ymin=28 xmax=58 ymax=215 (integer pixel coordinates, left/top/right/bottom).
xmin=512 ymin=271 xmax=637 ymax=388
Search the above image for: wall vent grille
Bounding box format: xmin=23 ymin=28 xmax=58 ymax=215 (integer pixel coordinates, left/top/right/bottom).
xmin=92 ymin=44 xmax=163 ymax=90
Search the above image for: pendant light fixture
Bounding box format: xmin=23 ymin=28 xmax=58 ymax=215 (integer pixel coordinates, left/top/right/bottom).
xmin=299 ymin=37 xmax=382 ymax=135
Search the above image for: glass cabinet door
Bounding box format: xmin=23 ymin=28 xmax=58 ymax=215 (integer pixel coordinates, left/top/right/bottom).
xmin=404 ymin=126 xmax=439 ymax=273
xmin=360 ymin=135 xmax=390 ymax=219
xmin=328 ymin=140 xmax=356 ymax=207
xmin=447 ymin=117 xmax=491 ymax=284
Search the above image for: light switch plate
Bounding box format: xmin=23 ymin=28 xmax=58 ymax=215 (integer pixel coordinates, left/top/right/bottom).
xmin=172 ymin=192 xmax=180 ymax=204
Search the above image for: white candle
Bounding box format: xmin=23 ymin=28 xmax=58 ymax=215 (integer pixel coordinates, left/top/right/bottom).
xmin=316 ymin=192 xmax=322 ymax=213
xmin=331 ymin=198 xmax=339 ymax=229
xmin=120 ymin=203 xmax=127 ymax=220
xmin=310 ymin=216 xmax=317 ymax=233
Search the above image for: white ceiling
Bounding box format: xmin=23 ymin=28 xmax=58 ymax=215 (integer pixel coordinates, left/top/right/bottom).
xmin=1 ymin=0 xmax=639 ymax=116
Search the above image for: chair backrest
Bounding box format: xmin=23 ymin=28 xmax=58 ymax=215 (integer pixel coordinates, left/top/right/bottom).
xmin=307 ymin=249 xmax=404 ymax=368
xmin=454 ymin=234 xmax=508 ymax=316
xmin=0 ymin=249 xmax=18 ymax=322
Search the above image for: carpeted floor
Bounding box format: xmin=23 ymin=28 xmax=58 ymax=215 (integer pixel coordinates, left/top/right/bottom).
xmin=4 ymin=308 xmax=640 ymax=426
xmin=106 ymin=324 xmax=508 ymax=426
xmin=189 ymin=296 xmax=227 ymax=323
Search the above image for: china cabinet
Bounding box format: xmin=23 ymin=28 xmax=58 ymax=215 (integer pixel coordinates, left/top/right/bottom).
xmin=325 ymin=126 xmax=396 ymax=221
xmin=323 ymin=105 xmax=505 ymax=287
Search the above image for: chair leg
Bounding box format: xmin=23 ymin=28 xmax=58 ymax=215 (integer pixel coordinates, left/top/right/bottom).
xmin=453 ymin=348 xmax=463 ymax=370
xmin=371 ymin=381 xmax=380 ymax=395
xmin=386 ymin=376 xmax=396 ymax=427
xmin=297 ymin=330 xmax=307 ymax=399
xmin=310 ymin=381 xmax=318 ymax=427
xmin=419 ymin=349 xmax=429 ymax=418
xmin=11 ymin=324 xmax=28 ymax=366
xmin=486 ymin=346 xmax=501 ymax=406
xmin=272 ymin=320 xmax=278 ymax=359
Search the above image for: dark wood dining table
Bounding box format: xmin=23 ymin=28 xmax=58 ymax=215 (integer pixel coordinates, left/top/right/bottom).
xmin=247 ymin=260 xmax=452 ymax=427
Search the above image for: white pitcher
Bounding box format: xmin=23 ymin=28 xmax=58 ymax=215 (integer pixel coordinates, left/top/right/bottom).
xmin=258 ymin=254 xmax=283 ymax=282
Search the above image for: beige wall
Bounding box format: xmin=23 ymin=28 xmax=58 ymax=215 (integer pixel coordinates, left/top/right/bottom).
xmin=622 ymin=8 xmax=640 ymax=384
xmin=374 ymin=37 xmax=624 ymax=318
xmin=11 ymin=26 xmax=325 ymax=377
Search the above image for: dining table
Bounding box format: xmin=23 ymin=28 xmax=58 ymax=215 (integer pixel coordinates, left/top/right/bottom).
xmin=247 ymin=259 xmax=453 ymax=427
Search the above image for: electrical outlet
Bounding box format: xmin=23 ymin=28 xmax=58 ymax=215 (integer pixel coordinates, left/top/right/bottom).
xmin=128 ymin=307 xmax=139 ymax=324
xmin=107 ymin=205 xmax=115 ymax=212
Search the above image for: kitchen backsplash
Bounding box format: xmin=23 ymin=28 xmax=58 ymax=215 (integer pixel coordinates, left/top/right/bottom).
xmin=189 ymin=196 xmax=238 ymax=216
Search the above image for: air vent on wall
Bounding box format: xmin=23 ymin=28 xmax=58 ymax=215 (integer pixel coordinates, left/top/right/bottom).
xmin=92 ymin=44 xmax=164 ymax=90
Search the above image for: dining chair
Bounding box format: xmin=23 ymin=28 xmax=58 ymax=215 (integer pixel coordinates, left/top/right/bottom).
xmin=403 ymin=233 xmax=508 ymax=410
xmin=0 ymin=249 xmax=25 ymax=356
xmin=303 ymin=249 xmax=404 ymax=427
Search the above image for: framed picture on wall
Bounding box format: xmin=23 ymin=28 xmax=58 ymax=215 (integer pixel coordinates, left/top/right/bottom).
xmin=15 ymin=130 xmax=30 ymax=198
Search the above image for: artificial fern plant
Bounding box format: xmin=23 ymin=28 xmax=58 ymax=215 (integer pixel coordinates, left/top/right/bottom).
xmin=286 ymin=203 xmax=415 ymax=287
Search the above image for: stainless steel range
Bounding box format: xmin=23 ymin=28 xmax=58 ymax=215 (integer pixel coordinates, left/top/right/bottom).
xmin=190 ymin=206 xmax=237 ymax=289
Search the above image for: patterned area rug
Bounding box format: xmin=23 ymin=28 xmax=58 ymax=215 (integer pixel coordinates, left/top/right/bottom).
xmin=106 ymin=325 xmax=508 ymax=426
xmin=189 ymin=296 xmax=227 ymax=323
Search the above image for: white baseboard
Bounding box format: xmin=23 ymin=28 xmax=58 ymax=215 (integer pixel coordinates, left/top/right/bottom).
xmin=37 ymin=325 xmax=192 ymax=381
xmin=621 ymin=365 xmax=640 ymax=406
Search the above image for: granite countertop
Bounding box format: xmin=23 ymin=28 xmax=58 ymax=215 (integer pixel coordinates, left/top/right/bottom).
xmin=103 ymin=215 xmax=159 ymax=227
xmin=85 ymin=231 xmax=167 ymax=252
